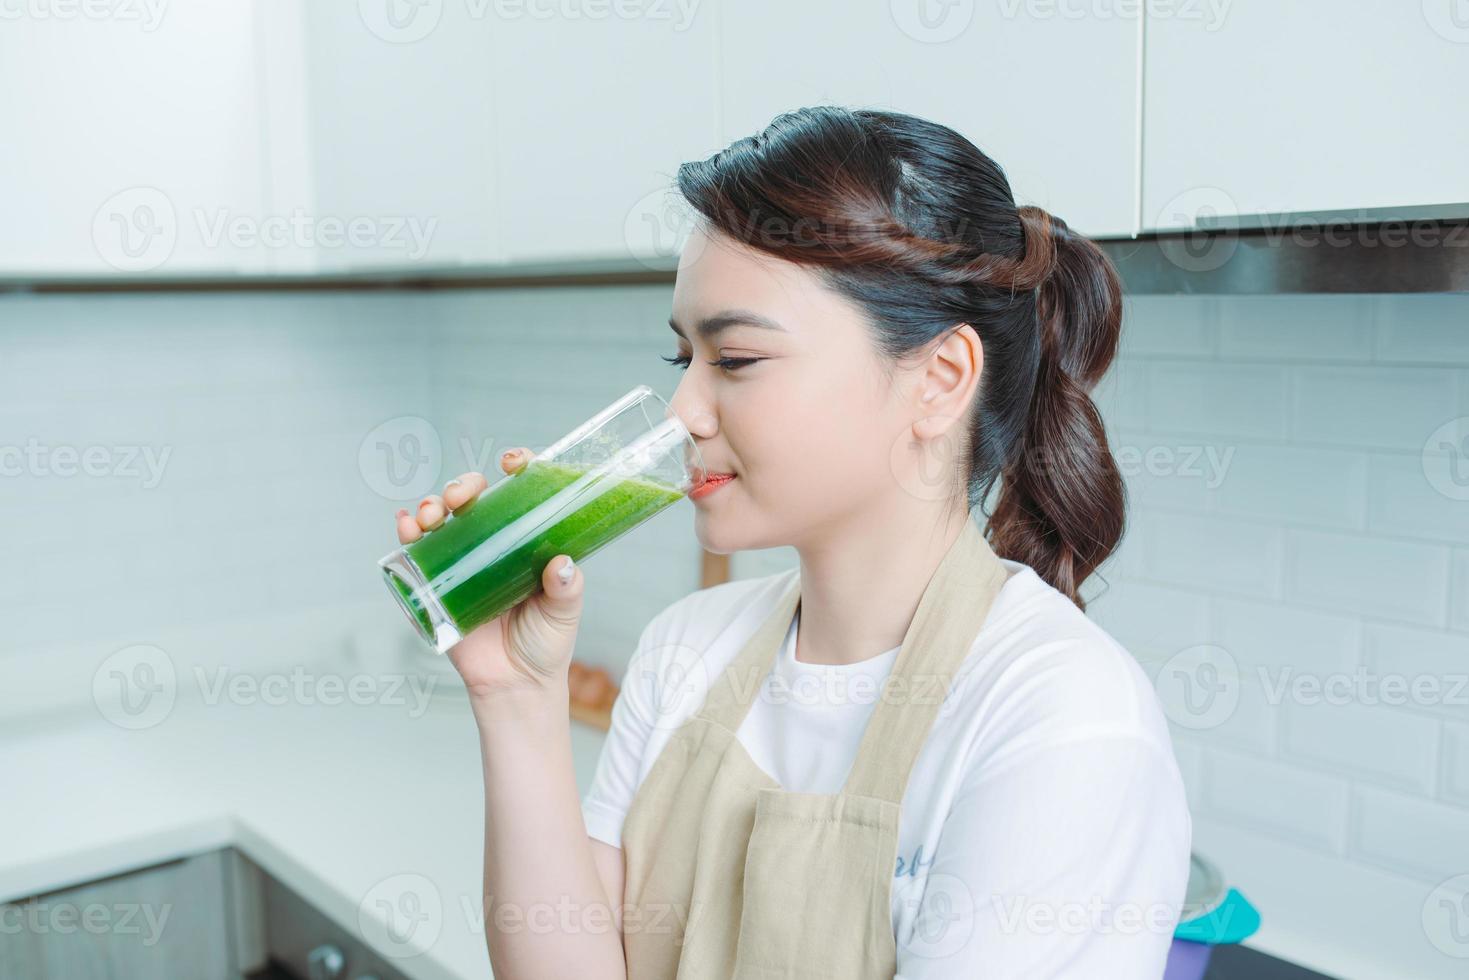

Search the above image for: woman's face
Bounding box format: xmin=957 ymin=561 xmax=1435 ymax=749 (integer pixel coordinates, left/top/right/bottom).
xmin=667 ymin=223 xmax=956 ymax=555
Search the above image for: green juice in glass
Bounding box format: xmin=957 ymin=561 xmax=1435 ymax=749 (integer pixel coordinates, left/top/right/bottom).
xmin=387 ymin=458 xmax=684 ymax=645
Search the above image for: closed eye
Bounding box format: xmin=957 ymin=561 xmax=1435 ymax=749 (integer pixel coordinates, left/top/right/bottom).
xmin=661 ymin=354 xmax=762 ymax=372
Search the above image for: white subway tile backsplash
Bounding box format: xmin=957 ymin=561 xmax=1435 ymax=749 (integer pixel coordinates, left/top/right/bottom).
xmin=1212 ymin=596 xmax=1361 ymax=673
xmin=1216 ymin=294 xmax=1374 ymax=362
xmin=1362 ymin=623 xmax=1469 ymax=721
xmin=1286 ymin=528 xmax=1450 ymax=626
xmin=1279 ymin=698 xmax=1440 ymax=793
xmin=1292 ymin=365 xmax=1459 ymax=451
xmin=1119 ymin=295 xmax=1216 ymax=356
xmin=1453 ymin=549 xmax=1469 ymax=633
xmin=1443 ymin=723 xmax=1469 ymax=807
xmin=1146 ymin=361 xmax=1288 ymax=440
xmin=1143 ymin=511 xmax=1284 ymax=598
xmin=1210 ymin=442 xmax=1367 ymax=529
xmin=1204 ymin=749 xmax=1349 ymax=852
xmin=1366 ymin=452 xmax=1469 ymax=545
xmin=1374 ymin=294 xmax=1469 ymax=366
xmin=1350 ymin=785 xmax=1469 ymax=883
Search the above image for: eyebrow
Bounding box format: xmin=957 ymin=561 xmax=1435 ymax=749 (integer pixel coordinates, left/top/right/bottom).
xmin=668 ymin=309 xmax=788 ymax=339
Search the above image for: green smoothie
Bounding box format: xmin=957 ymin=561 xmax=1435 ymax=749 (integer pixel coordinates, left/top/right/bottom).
xmin=389 ymin=459 xmax=684 ymax=642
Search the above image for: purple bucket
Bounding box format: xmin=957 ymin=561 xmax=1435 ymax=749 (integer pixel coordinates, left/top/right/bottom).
xmin=1162 ymin=938 xmax=1213 ymax=980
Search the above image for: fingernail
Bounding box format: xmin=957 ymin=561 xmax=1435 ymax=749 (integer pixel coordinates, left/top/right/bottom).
xmin=445 ymin=478 xmax=461 ymax=488
xmin=557 ymin=557 xmax=575 ymax=584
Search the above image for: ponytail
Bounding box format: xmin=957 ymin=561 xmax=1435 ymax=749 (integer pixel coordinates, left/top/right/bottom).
xmin=987 ymin=207 xmax=1125 ymax=610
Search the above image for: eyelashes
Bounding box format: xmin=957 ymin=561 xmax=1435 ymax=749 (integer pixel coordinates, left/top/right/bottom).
xmin=661 ymin=354 xmax=762 ymax=372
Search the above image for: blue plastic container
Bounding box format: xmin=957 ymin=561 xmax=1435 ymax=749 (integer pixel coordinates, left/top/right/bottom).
xmin=1163 ymin=853 xmax=1260 ymax=980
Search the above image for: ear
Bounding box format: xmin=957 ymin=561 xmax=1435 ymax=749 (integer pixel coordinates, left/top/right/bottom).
xmin=912 ymin=323 xmax=983 ymax=442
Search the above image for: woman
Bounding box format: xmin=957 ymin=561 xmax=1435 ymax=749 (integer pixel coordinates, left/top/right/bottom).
xmin=393 ymin=106 xmax=1191 ymax=979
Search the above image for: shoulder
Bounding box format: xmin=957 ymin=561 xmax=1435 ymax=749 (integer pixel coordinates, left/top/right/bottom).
xmin=953 ymin=560 xmax=1177 ymax=769
xmin=631 ymin=567 xmax=797 ymax=670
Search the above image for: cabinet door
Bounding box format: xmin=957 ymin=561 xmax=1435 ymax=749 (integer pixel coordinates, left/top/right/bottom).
xmin=719 ymin=0 xmax=1141 ymax=239
xmin=297 ymin=2 xmax=502 ymax=271
xmin=1143 ymin=2 xmax=1469 ymax=230
xmin=486 ymin=4 xmax=723 ymax=266
xmin=0 ymin=6 xmax=268 ymax=276
xmin=2 ymin=852 xmax=233 ymax=980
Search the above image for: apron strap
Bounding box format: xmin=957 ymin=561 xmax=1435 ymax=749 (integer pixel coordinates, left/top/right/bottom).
xmin=841 ymin=516 xmax=1010 ymax=804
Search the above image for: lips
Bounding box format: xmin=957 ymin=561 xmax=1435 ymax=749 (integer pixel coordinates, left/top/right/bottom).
xmin=691 ymin=471 xmax=736 ymax=499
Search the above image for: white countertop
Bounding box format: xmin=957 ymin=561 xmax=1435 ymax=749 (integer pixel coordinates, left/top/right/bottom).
xmin=0 ymin=678 xmax=609 ymax=980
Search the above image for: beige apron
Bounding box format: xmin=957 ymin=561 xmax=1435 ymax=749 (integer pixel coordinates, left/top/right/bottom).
xmin=619 ymin=515 xmax=1010 ymax=979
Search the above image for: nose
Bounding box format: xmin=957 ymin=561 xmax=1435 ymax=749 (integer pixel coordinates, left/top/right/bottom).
xmin=669 ymin=384 xmax=717 ymax=441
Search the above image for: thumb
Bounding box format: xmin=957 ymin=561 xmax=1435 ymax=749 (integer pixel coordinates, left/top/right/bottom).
xmin=536 ymin=554 xmax=584 ymax=633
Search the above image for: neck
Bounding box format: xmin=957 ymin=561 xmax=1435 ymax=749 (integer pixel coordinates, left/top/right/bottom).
xmin=791 ymin=499 xmax=972 ymax=667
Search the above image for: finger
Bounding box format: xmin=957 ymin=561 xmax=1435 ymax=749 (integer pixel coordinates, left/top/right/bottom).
xmin=395 ymin=508 xmax=423 ymax=544
xmin=500 ymin=447 xmax=532 ymax=474
xmin=443 ymin=471 xmax=487 ymax=512
xmin=416 ymin=494 xmax=446 ymax=531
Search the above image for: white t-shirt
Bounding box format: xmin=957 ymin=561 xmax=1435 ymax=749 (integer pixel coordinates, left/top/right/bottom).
xmin=581 ymin=558 xmax=1193 ymax=978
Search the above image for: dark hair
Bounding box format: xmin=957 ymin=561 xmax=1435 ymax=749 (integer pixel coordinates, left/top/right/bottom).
xmin=674 ymin=105 xmax=1125 ymax=610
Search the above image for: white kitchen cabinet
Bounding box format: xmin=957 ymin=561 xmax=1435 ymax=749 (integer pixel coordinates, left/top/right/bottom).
xmin=484 ymin=4 xmax=723 ymax=266
xmin=1143 ymin=2 xmax=1469 ymax=231
xmin=0 ymin=5 xmax=270 ymax=276
xmin=718 ymin=0 xmax=1142 ymax=239
xmin=0 ymin=851 xmax=238 ymax=979
xmin=295 ymin=2 xmax=502 ymax=271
